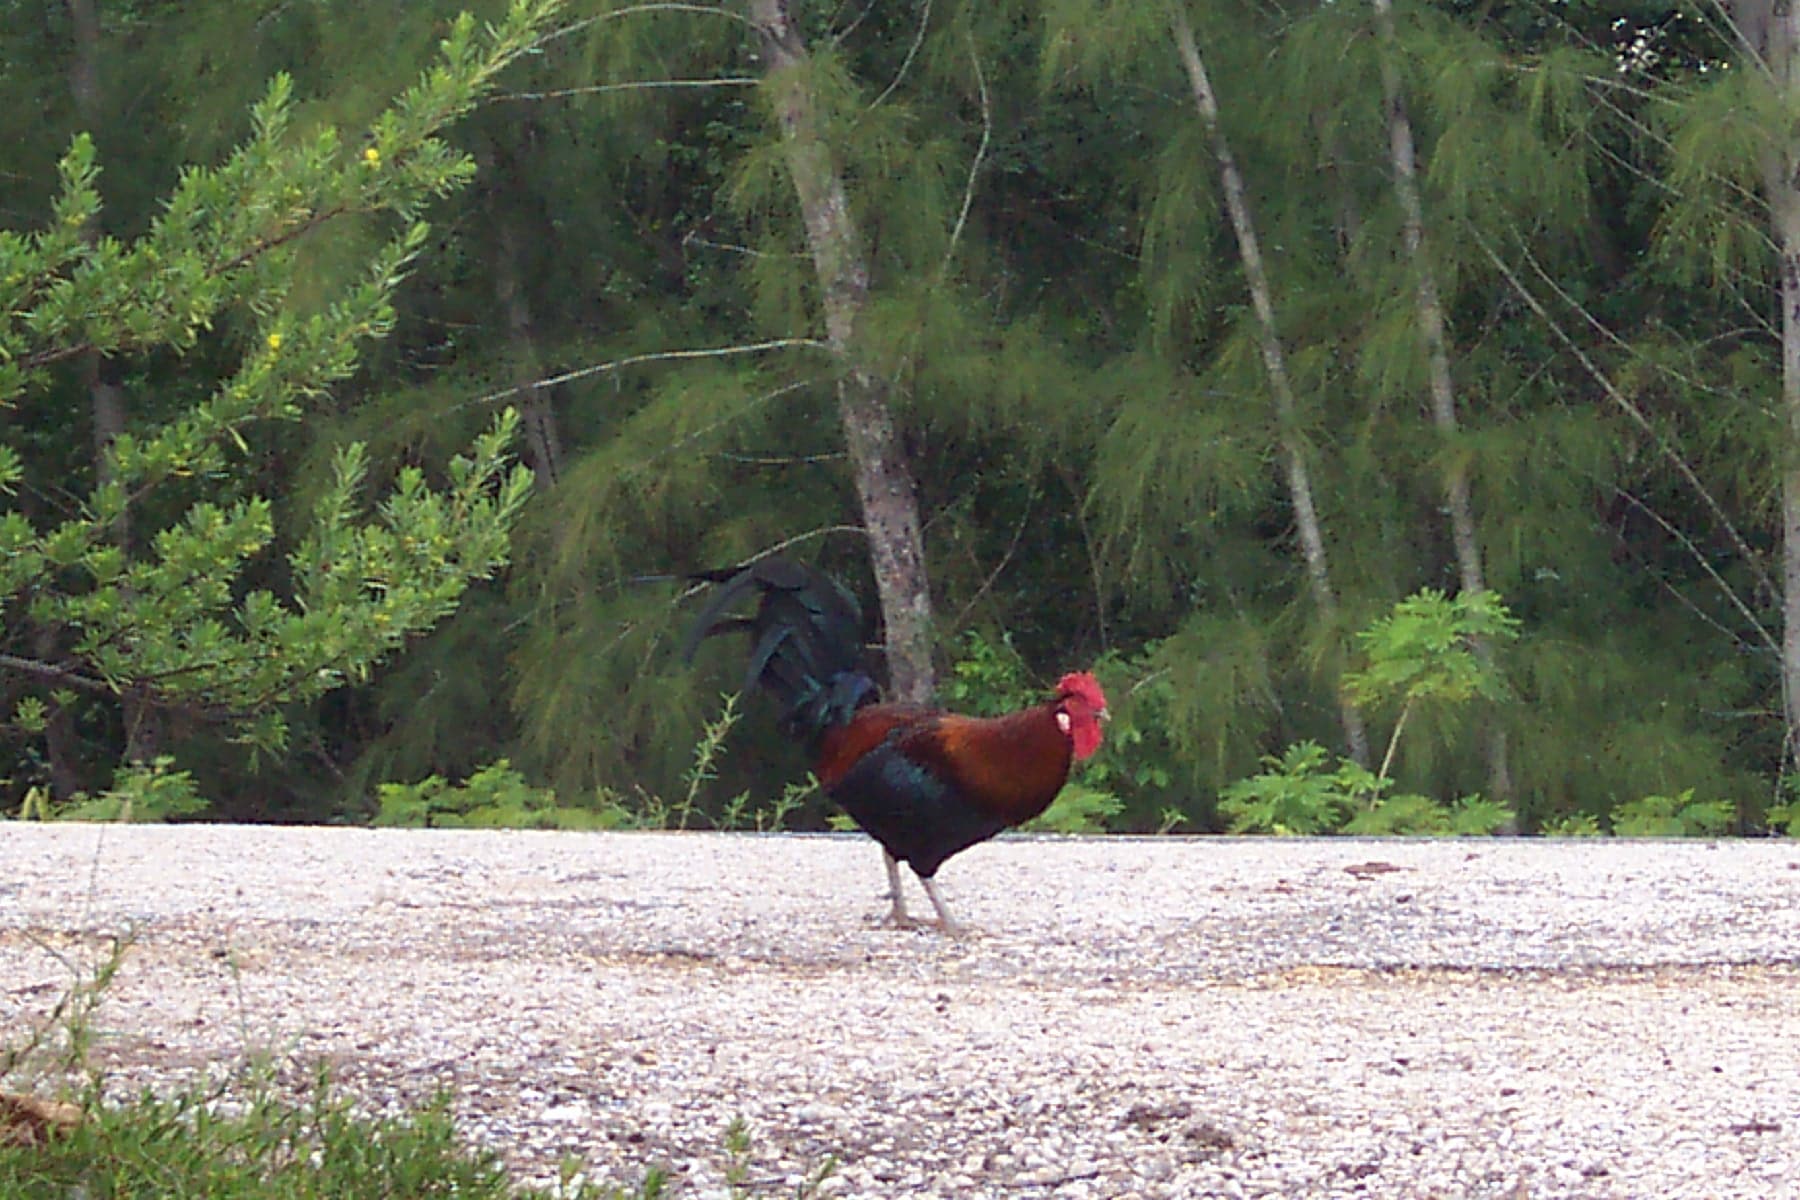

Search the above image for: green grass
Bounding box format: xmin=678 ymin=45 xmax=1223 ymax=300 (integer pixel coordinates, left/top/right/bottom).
xmin=2 ymin=933 xmax=665 ymax=1200
xmin=0 ymin=1072 xmax=661 ymax=1200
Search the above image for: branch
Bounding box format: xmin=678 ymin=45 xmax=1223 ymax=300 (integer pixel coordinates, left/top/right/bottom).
xmin=681 ymin=231 xmax=798 ymax=260
xmin=1058 ymin=463 xmax=1111 ymax=650
xmin=17 ymin=200 xmax=363 ymax=374
xmin=938 ymin=29 xmax=991 ymax=284
xmin=1473 ymin=229 xmax=1774 ymax=598
xmin=493 ymin=77 xmax=757 ymax=103
xmin=866 ymin=0 xmax=931 ymax=111
xmin=712 ymin=449 xmax=845 ymax=465
xmin=205 ymin=201 xmax=355 ymax=279
xmin=0 ymin=653 xmax=112 ymax=694
xmin=456 ymin=337 xmax=830 ymax=411
xmin=536 ymin=3 xmax=756 ymax=48
xmin=1378 ymin=700 xmax=1410 ymax=784
xmin=1701 ymin=0 xmax=1769 ymax=79
xmin=1613 ymin=487 xmax=1778 ymax=657
xmin=833 ymin=0 xmax=881 ymax=44
xmin=949 ymin=484 xmax=1037 ymax=631
xmin=638 ymin=378 xmax=822 ymax=466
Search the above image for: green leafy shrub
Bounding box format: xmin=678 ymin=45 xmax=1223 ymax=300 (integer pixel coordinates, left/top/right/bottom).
xmin=1542 ymin=812 xmax=1603 ymax=837
xmin=1219 ymin=741 xmax=1355 ymax=835
xmin=11 ymin=785 xmax=54 ymax=820
xmin=1765 ymin=800 xmax=1800 ymax=837
xmin=718 ymin=777 xmax=817 ymax=832
xmin=0 ymin=5 xmax=560 ymax=798
xmin=49 ymin=757 xmax=209 ymax=822
xmin=944 ymin=629 xmax=1035 ymax=716
xmin=374 ymin=760 xmax=616 ymax=830
xmin=1442 ymin=795 xmax=1517 ymax=836
xmin=1341 ymin=792 xmax=1445 ymax=835
xmin=1022 ymin=783 xmax=1126 ymax=834
xmin=1344 ymin=587 xmax=1522 ymax=783
xmin=1083 ymin=648 xmax=1181 ymax=829
xmin=1612 ymin=789 xmax=1735 ymax=837
xmin=1221 ymin=591 xmax=1523 ymax=836
xmin=1341 ymin=792 xmax=1513 ymax=836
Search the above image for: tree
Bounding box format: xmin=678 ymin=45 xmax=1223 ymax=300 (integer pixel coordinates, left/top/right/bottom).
xmin=1169 ymin=5 xmax=1372 ymax=766
xmin=1735 ymin=0 xmax=1800 ymax=773
xmin=745 ymin=0 xmax=935 ymax=705
xmin=0 ymin=1 xmax=561 ymax=799
xmin=1367 ymin=0 xmax=1512 ymax=804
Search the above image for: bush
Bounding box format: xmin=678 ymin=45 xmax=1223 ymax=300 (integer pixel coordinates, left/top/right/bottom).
xmin=1611 ymin=789 xmax=1734 ymax=837
xmin=374 ymin=760 xmax=618 ymax=830
xmin=1219 ymin=742 xmax=1352 ymax=835
xmin=10 ymin=758 xmax=209 ymax=823
xmin=1218 ymin=590 xmax=1522 ymax=837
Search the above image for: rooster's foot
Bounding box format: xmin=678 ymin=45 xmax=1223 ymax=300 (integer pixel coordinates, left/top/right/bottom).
xmin=874 ymin=907 xmax=931 ymax=931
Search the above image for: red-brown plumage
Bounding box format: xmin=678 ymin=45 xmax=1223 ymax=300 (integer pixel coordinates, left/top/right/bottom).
xmin=809 ymin=676 xmax=1108 ymax=884
xmin=813 ymin=704 xmax=933 ymax=788
xmin=881 ymin=703 xmax=1077 ymax=828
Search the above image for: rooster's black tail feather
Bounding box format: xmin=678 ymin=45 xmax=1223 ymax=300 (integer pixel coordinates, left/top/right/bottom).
xmin=682 ymin=557 xmax=877 ymax=744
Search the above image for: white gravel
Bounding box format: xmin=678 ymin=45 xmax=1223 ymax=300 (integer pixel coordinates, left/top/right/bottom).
xmin=3 ymin=825 xmax=1799 ymax=1199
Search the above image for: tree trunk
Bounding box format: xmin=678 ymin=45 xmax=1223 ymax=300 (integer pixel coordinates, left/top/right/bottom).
xmin=1170 ymin=9 xmax=1371 ymax=766
xmin=1718 ymin=0 xmax=1800 ymax=773
xmin=1316 ymin=118 xmax=1363 ymax=255
xmin=1749 ymin=0 xmax=1800 ymax=770
xmin=70 ymin=0 xmax=160 ymax=765
xmin=69 ymin=0 xmax=124 ymax=527
xmin=1783 ymin=186 xmax=1800 ymax=771
xmin=483 ymin=140 xmax=564 ymax=490
xmin=748 ymin=0 xmax=935 ymax=704
xmin=22 ymin=489 xmax=83 ymax=798
xmin=1370 ymin=0 xmax=1513 ymax=807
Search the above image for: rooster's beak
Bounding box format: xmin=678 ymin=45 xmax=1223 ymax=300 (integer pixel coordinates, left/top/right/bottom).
xmin=1098 ymin=707 xmax=1111 ymax=724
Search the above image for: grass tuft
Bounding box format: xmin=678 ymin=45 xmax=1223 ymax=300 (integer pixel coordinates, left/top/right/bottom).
xmin=0 ymin=1071 xmax=658 ymax=1200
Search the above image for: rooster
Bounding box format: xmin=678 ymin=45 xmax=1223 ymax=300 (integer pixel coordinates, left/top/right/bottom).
xmin=683 ymin=556 xmax=1108 ymax=934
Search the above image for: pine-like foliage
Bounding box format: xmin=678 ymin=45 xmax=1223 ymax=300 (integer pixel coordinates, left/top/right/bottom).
xmin=6 ymin=0 xmax=1798 ymax=832
xmin=0 ymin=3 xmax=561 ymax=803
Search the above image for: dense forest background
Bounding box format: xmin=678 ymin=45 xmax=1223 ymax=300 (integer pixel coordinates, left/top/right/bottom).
xmin=5 ymin=0 xmax=1797 ymax=836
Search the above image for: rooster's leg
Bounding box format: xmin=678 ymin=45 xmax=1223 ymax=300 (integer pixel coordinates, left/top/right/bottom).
xmin=917 ymin=874 xmax=965 ymax=937
xmin=882 ymin=851 xmax=913 ymax=924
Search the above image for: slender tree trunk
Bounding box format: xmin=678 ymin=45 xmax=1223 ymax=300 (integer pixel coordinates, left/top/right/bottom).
xmin=22 ymin=488 xmax=83 ymax=798
xmin=69 ymin=0 xmax=123 ymax=525
xmin=1316 ymin=118 xmax=1363 ymax=255
xmin=1170 ymin=9 xmax=1371 ymax=766
xmin=482 ymin=141 xmax=564 ymax=489
xmin=1778 ymin=185 xmax=1800 ymax=771
xmin=1370 ymin=0 xmax=1513 ymax=807
xmin=1718 ymin=0 xmax=1800 ymax=772
xmin=749 ymin=0 xmax=935 ymax=704
xmin=33 ymin=631 xmax=83 ymax=799
xmin=70 ymin=0 xmax=159 ymax=765
xmin=1745 ymin=0 xmax=1800 ymax=769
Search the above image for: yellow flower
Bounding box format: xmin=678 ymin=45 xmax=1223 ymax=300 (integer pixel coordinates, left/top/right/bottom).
xmin=266 ymin=332 xmax=283 ymax=352
xmin=363 ymin=146 xmax=381 ymax=168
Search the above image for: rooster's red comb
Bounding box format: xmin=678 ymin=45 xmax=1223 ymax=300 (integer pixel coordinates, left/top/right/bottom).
xmin=1055 ymin=671 xmax=1107 ymax=712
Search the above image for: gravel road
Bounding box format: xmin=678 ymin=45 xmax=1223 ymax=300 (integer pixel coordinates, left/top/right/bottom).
xmin=3 ymin=825 xmax=1799 ymax=1199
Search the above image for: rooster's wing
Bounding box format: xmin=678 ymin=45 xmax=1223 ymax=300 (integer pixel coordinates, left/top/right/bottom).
xmin=827 ymin=726 xmax=1009 ymax=880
